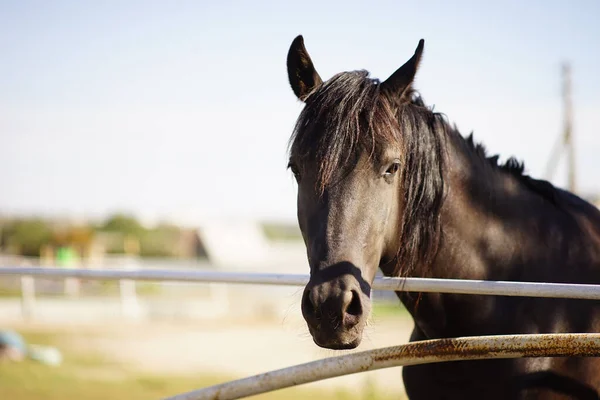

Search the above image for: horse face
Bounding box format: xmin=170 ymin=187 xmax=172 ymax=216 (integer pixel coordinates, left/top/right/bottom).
xmin=286 ymin=35 xmax=423 ymax=349
xmin=292 ymin=152 xmax=402 ymax=349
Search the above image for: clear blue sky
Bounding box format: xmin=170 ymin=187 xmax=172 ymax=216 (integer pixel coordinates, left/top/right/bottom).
xmin=1 ymin=0 xmax=599 ymax=224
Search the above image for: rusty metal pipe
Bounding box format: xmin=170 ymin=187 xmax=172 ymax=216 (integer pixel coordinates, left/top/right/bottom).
xmin=163 ymin=333 xmax=600 ymax=400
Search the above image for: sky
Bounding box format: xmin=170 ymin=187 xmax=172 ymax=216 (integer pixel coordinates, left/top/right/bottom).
xmin=1 ymin=0 xmax=599 ymax=225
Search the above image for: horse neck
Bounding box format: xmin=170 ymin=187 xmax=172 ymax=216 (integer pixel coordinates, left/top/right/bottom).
xmin=430 ymin=131 xmax=552 ymax=281
xmin=399 ymin=129 xmax=583 ymax=338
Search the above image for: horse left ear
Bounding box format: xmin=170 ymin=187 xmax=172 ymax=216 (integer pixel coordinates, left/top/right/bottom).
xmin=287 ymin=35 xmax=323 ymax=102
xmin=381 ymin=39 xmax=425 ymax=101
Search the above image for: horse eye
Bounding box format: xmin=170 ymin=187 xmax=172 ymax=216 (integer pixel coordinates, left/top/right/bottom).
xmin=288 ymin=163 xmax=301 ymax=182
xmin=384 ymin=162 xmax=400 ymax=176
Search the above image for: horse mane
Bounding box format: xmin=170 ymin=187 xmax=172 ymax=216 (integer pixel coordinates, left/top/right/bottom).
xmin=462 ymin=129 xmax=565 ymax=207
xmin=288 ymin=69 xmax=567 ymax=277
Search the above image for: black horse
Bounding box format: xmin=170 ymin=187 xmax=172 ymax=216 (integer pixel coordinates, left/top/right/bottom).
xmin=285 ymin=35 xmax=600 ymax=399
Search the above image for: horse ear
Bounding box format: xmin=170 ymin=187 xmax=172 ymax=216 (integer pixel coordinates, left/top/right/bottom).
xmin=381 ymin=39 xmax=425 ymax=101
xmin=287 ymin=35 xmax=323 ymax=101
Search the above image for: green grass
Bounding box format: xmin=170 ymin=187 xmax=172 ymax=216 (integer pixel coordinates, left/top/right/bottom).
xmin=0 ymin=329 xmax=405 ymax=400
xmin=372 ymin=301 xmax=411 ymax=319
xmin=1 ymin=361 xmax=221 ymax=400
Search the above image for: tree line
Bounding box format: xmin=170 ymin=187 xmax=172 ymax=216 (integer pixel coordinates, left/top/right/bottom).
xmin=0 ymin=214 xmax=188 ymax=258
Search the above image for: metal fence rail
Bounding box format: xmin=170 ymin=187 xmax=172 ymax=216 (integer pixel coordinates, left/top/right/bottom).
xmin=163 ymin=333 xmax=600 ymax=400
xmin=3 ymin=266 xmax=600 ymax=299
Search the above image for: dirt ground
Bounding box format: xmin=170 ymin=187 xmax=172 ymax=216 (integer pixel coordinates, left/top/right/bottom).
xmin=5 ymin=311 xmax=415 ymax=396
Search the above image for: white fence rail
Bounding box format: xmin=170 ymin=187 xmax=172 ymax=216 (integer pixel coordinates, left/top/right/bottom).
xmin=3 ymin=266 xmax=600 ymax=299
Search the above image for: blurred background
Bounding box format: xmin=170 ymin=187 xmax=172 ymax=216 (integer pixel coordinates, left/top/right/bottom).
xmin=0 ymin=1 xmax=598 ymax=399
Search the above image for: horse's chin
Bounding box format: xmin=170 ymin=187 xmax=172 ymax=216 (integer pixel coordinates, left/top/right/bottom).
xmin=314 ymin=337 xmax=361 ymax=350
xmin=309 ymin=328 xmax=364 ymax=350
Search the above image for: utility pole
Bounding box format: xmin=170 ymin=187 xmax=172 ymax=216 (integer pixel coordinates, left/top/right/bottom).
xmin=563 ymin=63 xmax=576 ymax=193
xmin=544 ymin=62 xmax=576 ymax=192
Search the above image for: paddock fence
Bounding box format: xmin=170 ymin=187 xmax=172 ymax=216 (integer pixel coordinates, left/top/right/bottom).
xmin=1 ymin=266 xmax=600 ymax=400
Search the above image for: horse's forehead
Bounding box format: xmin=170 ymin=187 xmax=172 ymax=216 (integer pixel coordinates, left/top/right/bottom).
xmin=306 ymin=152 xmax=385 ymax=187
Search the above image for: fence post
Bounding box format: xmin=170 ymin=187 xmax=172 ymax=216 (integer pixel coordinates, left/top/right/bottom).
xmin=20 ymin=275 xmax=35 ymax=320
xmin=208 ymin=282 xmax=229 ymax=317
xmin=120 ymin=253 xmax=141 ymax=319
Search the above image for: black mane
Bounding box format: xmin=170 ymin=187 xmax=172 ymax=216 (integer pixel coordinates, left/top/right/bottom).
xmin=464 ymin=132 xmax=525 ymax=175
xmin=462 ymin=129 xmax=567 ymax=207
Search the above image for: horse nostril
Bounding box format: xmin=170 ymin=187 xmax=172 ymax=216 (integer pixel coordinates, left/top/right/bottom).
xmin=302 ymin=289 xmax=313 ymax=310
xmin=346 ymin=290 xmax=362 ymax=317
xmin=302 ymin=289 xmax=321 ymax=319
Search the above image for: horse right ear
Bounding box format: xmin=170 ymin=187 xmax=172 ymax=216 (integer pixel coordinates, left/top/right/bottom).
xmin=287 ymin=35 xmax=323 ymax=101
xmin=381 ymin=39 xmax=425 ymax=102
